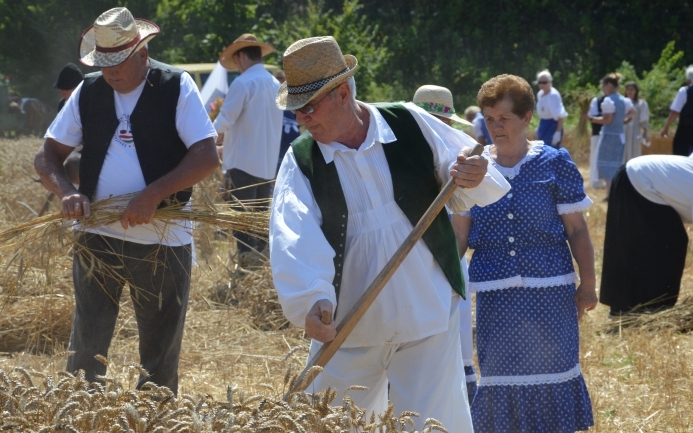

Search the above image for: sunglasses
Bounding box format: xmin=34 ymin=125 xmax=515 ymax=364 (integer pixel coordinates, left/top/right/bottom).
xmin=293 ymin=90 xmax=333 ymax=115
xmin=537 ymin=81 xmax=549 ymax=85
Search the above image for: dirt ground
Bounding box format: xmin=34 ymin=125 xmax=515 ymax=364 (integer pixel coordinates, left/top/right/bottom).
xmin=0 ymin=136 xmax=691 ymax=432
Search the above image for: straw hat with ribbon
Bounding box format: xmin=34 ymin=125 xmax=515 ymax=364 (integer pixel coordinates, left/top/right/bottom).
xmin=79 ymin=7 xmax=159 ymax=68
xmin=276 ymin=36 xmax=358 ymax=111
xmin=219 ymin=34 xmax=274 ymax=69
xmin=413 ymin=85 xmax=472 ymax=126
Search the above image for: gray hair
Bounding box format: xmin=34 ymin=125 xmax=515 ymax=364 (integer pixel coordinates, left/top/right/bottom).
xmin=536 ymin=69 xmax=552 ymax=82
xmin=347 ymin=77 xmax=357 ymax=99
xmin=686 ymin=65 xmax=693 ymax=81
xmin=331 ymin=77 xmax=357 ymax=101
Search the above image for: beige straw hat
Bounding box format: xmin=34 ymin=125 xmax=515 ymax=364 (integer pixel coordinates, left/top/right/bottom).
xmin=413 ymin=85 xmax=472 ymax=126
xmin=219 ymin=34 xmax=274 ymax=69
xmin=79 ymin=7 xmax=159 ymax=68
xmin=276 ymin=36 xmax=358 ymax=111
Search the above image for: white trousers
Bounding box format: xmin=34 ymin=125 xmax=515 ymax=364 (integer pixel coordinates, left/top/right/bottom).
xmin=308 ymin=295 xmax=473 ymax=432
xmin=459 ymin=258 xmax=474 ymax=369
xmin=590 ymin=135 xmax=606 ymax=188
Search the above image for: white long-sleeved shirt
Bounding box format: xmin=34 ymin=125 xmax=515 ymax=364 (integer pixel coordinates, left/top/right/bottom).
xmin=213 ymin=63 xmax=283 ymax=179
xmin=270 ymin=102 xmax=510 ymax=347
xmin=536 ymin=87 xmax=568 ymax=120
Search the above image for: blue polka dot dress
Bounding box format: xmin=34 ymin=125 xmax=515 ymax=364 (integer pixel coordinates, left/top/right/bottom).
xmin=466 ymin=142 xmax=594 ymax=433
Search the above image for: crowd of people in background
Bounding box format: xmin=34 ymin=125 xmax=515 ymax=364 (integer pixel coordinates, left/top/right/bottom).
xmin=35 ymin=7 xmax=692 ymax=432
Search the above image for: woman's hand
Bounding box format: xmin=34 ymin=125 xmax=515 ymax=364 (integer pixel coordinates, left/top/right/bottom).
xmin=574 ymin=282 xmax=598 ymax=321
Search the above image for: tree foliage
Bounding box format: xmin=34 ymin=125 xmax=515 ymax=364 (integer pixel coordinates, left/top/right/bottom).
xmin=0 ymin=0 xmax=691 ymax=113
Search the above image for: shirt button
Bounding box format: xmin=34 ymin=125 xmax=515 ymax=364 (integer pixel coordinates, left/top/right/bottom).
xmin=509 ymin=250 xmax=516 ymax=256
xmin=508 ymin=174 xmax=515 ymax=180
xmin=507 ymin=193 xmax=513 ymax=199
xmin=509 ymin=237 xmax=515 ymax=243
xmin=508 ymin=213 xmax=514 ymax=219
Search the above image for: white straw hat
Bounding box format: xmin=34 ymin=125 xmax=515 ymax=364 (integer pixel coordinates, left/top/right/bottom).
xmin=412 ymin=85 xmax=472 ymax=126
xmin=79 ymin=7 xmax=159 ymax=68
xmin=276 ymin=36 xmax=358 ymax=111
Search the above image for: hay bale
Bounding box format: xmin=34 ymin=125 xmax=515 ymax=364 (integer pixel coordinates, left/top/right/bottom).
xmin=0 ymin=294 xmax=73 ymax=354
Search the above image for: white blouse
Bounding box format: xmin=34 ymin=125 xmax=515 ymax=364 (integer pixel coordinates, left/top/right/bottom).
xmin=536 ymin=87 xmax=568 ymax=120
xmin=270 ymin=102 xmax=510 ymax=347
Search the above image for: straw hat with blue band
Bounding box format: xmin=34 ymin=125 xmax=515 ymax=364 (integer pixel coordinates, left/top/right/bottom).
xmin=276 ymin=36 xmax=359 ymax=111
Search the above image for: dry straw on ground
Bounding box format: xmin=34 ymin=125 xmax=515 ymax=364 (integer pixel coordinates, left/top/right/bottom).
xmin=0 ymin=137 xmax=691 ymax=431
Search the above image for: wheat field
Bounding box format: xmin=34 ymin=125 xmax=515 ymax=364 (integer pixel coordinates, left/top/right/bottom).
xmin=0 ymin=136 xmax=691 ymax=432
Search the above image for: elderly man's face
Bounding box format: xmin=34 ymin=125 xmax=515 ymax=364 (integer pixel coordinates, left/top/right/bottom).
xmin=101 ymin=48 xmax=149 ymax=94
xmin=295 ymin=83 xmax=351 ymax=144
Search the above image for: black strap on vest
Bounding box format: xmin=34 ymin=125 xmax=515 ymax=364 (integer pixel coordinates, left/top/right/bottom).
xmin=78 ymin=59 xmax=191 ymax=206
xmin=591 ymin=95 xmax=605 ymax=136
xmin=291 ymin=102 xmax=464 ymax=304
xmin=679 ymin=84 xmax=693 ymax=128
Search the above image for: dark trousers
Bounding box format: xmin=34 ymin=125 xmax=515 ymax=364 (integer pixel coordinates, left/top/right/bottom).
xmin=224 ymin=168 xmax=272 ymax=253
xmin=67 ymin=233 xmax=192 ymax=395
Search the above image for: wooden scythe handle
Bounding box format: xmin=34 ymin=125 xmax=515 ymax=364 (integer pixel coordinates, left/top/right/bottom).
xmin=284 ymin=143 xmax=484 ymax=399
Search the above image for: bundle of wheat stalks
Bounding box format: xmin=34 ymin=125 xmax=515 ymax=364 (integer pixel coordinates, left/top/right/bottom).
xmin=604 ymin=296 xmax=693 ymax=334
xmin=0 ymin=192 xmax=269 ymax=297
xmin=0 ymin=362 xmax=448 ymax=433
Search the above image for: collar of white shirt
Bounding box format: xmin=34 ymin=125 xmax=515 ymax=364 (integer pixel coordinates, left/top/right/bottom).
xmin=315 ymin=102 xmax=397 ymax=164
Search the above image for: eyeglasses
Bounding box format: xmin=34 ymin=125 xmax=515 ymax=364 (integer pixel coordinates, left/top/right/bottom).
xmin=293 ymin=90 xmax=333 ymax=115
xmin=537 ymin=81 xmax=549 ymax=85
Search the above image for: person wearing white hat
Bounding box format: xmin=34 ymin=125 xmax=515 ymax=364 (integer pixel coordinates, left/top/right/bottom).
xmin=34 ymin=7 xmax=219 ymax=394
xmin=413 ymin=84 xmax=479 ymax=403
xmin=213 ymin=33 xmax=283 ymax=263
xmin=412 ymin=84 xmax=472 ymax=127
xmin=269 ymin=36 xmax=510 ymax=431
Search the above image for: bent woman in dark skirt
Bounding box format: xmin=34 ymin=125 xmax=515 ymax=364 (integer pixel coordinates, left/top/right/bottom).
xmin=600 ymin=155 xmax=693 ymax=315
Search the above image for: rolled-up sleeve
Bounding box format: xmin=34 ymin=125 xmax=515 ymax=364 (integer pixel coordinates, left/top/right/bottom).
xmin=213 ymin=80 xmax=247 ymax=134
xmin=403 ymin=102 xmax=510 ymax=213
xmin=269 ymin=149 xmax=338 ymax=327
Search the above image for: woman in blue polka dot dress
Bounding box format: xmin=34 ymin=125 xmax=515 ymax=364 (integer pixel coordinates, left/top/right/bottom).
xmin=455 ymin=75 xmax=598 ymax=432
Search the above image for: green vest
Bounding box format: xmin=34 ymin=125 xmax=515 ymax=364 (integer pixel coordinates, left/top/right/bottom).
xmin=291 ymin=102 xmax=464 ymax=304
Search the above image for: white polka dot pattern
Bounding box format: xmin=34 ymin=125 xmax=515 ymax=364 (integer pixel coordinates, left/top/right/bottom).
xmin=468 ymin=144 xmax=594 ymax=432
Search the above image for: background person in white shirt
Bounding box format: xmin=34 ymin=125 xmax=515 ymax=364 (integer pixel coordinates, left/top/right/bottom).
xmin=214 ymin=33 xmax=283 ymax=261
xmin=661 ymin=65 xmax=693 ymax=157
xmin=600 ymin=154 xmax=693 ymax=316
xmin=33 ymin=8 xmax=219 ymax=394
xmin=270 ymin=36 xmax=510 ymax=431
xmin=535 ymin=69 xmax=568 ymax=148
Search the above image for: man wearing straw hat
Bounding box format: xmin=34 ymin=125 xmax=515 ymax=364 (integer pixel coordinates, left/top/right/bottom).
xmin=214 ymin=34 xmax=283 ymax=262
xmin=34 ymin=7 xmax=219 ymax=395
xmin=270 ymin=36 xmax=509 ymax=430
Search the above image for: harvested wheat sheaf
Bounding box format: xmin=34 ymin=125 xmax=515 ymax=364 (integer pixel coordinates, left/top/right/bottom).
xmin=0 ymin=364 xmax=448 ymax=433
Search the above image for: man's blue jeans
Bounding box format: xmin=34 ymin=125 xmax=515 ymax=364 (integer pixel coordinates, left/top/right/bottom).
xmin=66 ymin=233 xmax=192 ymax=395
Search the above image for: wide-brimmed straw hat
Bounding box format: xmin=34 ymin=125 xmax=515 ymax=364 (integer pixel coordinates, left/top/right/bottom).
xmin=276 ymin=36 xmax=358 ymax=111
xmin=413 ymin=85 xmax=472 ymax=126
xmin=79 ymin=7 xmax=159 ymax=68
xmin=219 ymin=34 xmax=274 ymax=69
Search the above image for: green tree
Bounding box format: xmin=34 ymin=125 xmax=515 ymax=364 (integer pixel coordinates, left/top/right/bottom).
xmin=259 ymin=0 xmax=394 ymax=102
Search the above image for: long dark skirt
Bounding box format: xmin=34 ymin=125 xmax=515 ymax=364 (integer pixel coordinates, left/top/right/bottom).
xmin=673 ymin=124 xmax=693 ymax=157
xmin=600 ymin=165 xmax=689 ymax=314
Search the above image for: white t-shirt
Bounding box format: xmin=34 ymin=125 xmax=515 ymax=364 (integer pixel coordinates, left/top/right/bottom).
xmin=45 ymin=71 xmax=217 ymax=246
xmin=670 ymin=86 xmax=689 ymax=112
xmin=536 ymin=87 xmax=568 ymax=120
xmin=626 ymin=154 xmax=693 ymax=223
